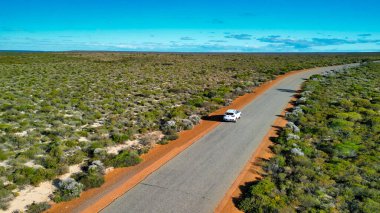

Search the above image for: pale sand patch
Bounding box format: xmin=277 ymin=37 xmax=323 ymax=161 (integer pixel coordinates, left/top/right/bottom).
xmin=59 ymin=164 xmax=83 ymax=180
xmin=105 ymin=167 xmax=114 ymax=174
xmin=14 ymin=131 xmax=28 ymax=137
xmin=105 ymin=140 xmax=139 ymax=155
xmin=24 ymin=161 xmax=43 ymax=169
xmin=105 ymin=131 xmax=164 ymax=155
xmin=63 ymin=114 xmax=74 ymax=118
xmin=144 ymin=131 xmax=164 ymax=142
xmin=4 ymin=182 xmax=55 ymax=213
xmin=78 ymin=137 xmax=89 ymax=142
xmin=90 ymin=122 xmax=102 ymax=128
xmin=5 ymin=164 xmax=82 ymax=213
xmin=0 ymin=161 xmax=9 ymax=168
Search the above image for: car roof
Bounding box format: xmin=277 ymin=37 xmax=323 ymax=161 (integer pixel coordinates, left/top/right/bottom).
xmin=226 ymin=109 xmax=237 ymax=113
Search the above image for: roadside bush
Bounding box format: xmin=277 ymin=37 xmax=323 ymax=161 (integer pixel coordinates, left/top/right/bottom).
xmin=71 ymin=160 xmax=105 ymax=190
xmin=157 ymin=139 xmax=169 ymax=145
xmin=139 ymin=134 xmax=157 ymax=147
xmin=163 ymin=129 xmax=179 ymax=141
xmin=180 ymin=119 xmax=193 ymax=130
xmin=161 ymin=120 xmax=177 ymax=132
xmin=105 ymin=150 xmax=141 ymax=168
xmin=189 ymin=114 xmax=201 ymax=125
xmin=25 ymin=201 xmax=51 ymax=213
xmin=238 ymin=178 xmax=286 ymax=212
xmin=161 ymin=122 xmax=179 ymax=141
xmin=72 ymin=171 xmax=104 ymax=190
xmin=88 ymin=160 xmax=106 ymax=174
xmin=52 ymin=178 xmax=84 ymax=202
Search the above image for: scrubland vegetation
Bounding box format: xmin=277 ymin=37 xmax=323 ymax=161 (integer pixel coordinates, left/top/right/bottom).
xmin=0 ymin=52 xmax=379 ymax=210
xmin=238 ymin=63 xmax=380 ymax=212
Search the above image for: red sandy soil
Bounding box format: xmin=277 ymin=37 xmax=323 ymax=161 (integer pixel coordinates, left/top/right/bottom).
xmin=47 ymin=69 xmax=307 ymax=213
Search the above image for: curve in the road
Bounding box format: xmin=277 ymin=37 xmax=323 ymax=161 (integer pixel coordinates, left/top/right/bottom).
xmin=101 ymin=63 xmax=360 ymax=213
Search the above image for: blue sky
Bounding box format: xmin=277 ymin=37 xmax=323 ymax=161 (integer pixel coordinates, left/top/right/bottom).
xmin=1 ymin=0 xmax=379 ymax=52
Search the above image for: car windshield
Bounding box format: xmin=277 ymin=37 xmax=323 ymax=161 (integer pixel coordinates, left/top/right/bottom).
xmin=225 ymin=113 xmax=234 ymax=115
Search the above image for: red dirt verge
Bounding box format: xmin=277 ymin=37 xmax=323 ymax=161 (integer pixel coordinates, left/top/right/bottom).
xmin=47 ymin=69 xmax=309 ymax=213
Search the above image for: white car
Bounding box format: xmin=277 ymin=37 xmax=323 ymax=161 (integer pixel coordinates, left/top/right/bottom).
xmin=223 ymin=109 xmax=242 ymax=122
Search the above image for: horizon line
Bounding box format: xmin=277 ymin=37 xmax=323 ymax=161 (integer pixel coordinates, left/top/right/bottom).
xmin=1 ymin=50 xmax=379 ymax=54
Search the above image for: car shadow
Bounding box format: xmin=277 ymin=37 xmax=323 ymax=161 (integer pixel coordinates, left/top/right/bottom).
xmin=277 ymin=88 xmax=301 ymax=93
xmin=201 ymin=115 xmax=225 ymax=122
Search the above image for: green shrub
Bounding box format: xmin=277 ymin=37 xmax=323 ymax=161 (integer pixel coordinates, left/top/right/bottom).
xmin=336 ymin=112 xmax=362 ymax=121
xmin=52 ymin=178 xmax=84 ymax=202
xmin=0 ymin=180 xmax=13 ymax=210
xmin=0 ymin=123 xmax=12 ymax=132
xmin=26 ymin=201 xmax=51 ymax=213
xmin=72 ymin=171 xmax=104 ymax=190
xmin=238 ymin=178 xmax=286 ymax=212
xmin=329 ymin=119 xmax=354 ymax=133
xmin=164 ymin=132 xmax=179 ymax=141
xmin=299 ymin=194 xmax=321 ymax=209
xmin=0 ymin=149 xmax=8 ymax=161
xmin=110 ymin=133 xmax=130 ymax=143
xmin=66 ymin=150 xmax=86 ymax=165
xmin=157 ymin=139 xmax=169 ymax=145
xmin=168 ymin=106 xmax=187 ymax=119
xmin=8 ymin=167 xmax=54 ymax=186
xmin=187 ymin=97 xmax=205 ymax=107
xmin=106 ymin=150 xmax=141 ymax=168
xmin=334 ymin=141 xmax=361 ymax=158
xmin=211 ymin=97 xmax=225 ymax=105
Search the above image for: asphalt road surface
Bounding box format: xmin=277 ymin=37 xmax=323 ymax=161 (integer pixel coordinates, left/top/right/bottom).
xmin=102 ymin=63 xmax=360 ymax=213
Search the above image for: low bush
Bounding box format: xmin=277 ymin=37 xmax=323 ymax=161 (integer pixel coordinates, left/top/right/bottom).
xmin=72 ymin=160 xmax=105 ymax=190
xmin=7 ymin=166 xmax=55 ymax=186
xmin=0 ymin=149 xmax=7 ymax=161
xmin=66 ymin=150 xmax=86 ymax=165
xmin=105 ymin=150 xmax=141 ymax=168
xmin=163 ymin=132 xmax=179 ymax=141
xmin=110 ymin=132 xmax=131 ymax=143
xmin=0 ymin=180 xmax=14 ymax=210
xmin=72 ymin=171 xmax=104 ymax=190
xmin=25 ymin=201 xmax=51 ymax=213
xmin=52 ymin=178 xmax=84 ymax=202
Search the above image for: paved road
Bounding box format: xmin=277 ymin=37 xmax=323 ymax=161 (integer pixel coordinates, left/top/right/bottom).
xmin=102 ymin=63 xmax=360 ymax=213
